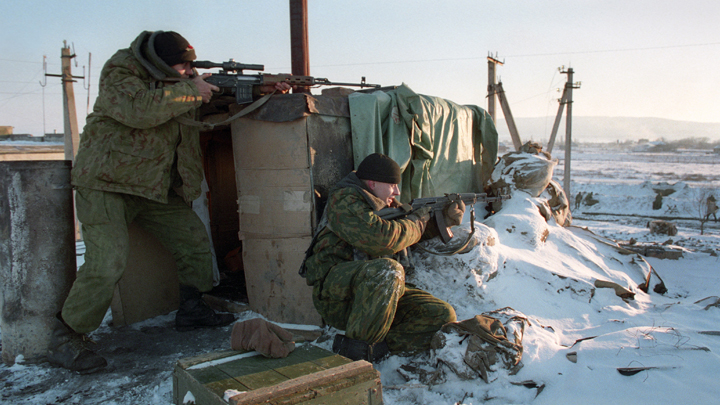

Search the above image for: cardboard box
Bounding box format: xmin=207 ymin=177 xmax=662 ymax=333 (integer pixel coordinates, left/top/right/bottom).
xmin=235 ymin=168 xmax=313 ymax=240
xmin=232 ymin=118 xmax=309 ymax=170
xmin=242 ymin=237 xmax=322 ymax=326
xmin=229 ymin=96 xmax=355 ymax=326
xmin=173 ymin=344 xmax=383 ymax=405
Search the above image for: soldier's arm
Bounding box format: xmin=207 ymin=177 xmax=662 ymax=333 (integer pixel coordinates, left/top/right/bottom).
xmin=327 ymin=191 xmax=427 ymax=257
xmin=94 ymin=57 xmax=203 ymax=129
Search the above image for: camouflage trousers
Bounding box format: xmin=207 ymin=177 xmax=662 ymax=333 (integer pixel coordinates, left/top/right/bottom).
xmin=313 ymin=258 xmax=456 ymax=353
xmin=62 ymin=187 xmax=213 ymax=333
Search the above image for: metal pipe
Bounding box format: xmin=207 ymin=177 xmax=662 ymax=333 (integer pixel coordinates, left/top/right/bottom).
xmin=289 ymin=0 xmax=310 ymax=93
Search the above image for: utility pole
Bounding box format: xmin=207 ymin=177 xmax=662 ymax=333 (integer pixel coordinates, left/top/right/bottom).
xmin=487 ymin=53 xmax=522 ymax=150
xmin=487 ymin=54 xmax=502 ymax=122
xmin=45 ymin=41 xmax=83 ymax=161
xmin=546 ymin=67 xmax=580 ymax=196
xmin=44 ymin=41 xmax=86 ymax=241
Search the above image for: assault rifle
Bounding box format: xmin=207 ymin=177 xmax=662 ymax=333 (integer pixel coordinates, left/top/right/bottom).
xmin=376 ymin=193 xmax=511 ymax=244
xmin=191 ymin=60 xmax=381 ymax=104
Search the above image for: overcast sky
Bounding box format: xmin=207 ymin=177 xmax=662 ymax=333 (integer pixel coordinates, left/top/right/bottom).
xmin=2 ymin=0 xmax=719 ymax=136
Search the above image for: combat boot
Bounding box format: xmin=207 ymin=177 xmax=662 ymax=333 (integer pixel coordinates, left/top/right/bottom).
xmin=332 ymin=334 xmax=389 ymax=363
xmin=175 ymin=285 xmax=236 ymax=331
xmin=47 ymin=315 xmax=107 ymax=374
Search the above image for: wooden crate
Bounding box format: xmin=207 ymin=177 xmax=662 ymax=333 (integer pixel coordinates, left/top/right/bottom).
xmin=173 ymin=344 xmax=383 ymax=405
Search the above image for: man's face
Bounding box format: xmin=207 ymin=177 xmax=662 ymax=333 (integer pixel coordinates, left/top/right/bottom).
xmin=171 ymin=62 xmax=193 ymax=78
xmin=368 ymin=180 xmax=400 ymax=207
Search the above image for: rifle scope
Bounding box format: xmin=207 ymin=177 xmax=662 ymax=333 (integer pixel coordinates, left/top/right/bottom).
xmin=192 ymin=60 xmax=264 ymax=72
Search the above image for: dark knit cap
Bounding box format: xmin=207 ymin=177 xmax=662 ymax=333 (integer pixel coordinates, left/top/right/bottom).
xmin=356 ymin=153 xmax=402 ymax=184
xmin=153 ymin=31 xmax=196 ymax=66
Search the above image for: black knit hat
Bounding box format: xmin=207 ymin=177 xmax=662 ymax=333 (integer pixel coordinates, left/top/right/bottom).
xmin=153 ymin=31 xmax=196 ymax=66
xmin=356 ymin=153 xmax=402 ymax=184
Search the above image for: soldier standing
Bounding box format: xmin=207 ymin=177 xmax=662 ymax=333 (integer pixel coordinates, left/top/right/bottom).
xmin=48 ymin=31 xmax=289 ymax=373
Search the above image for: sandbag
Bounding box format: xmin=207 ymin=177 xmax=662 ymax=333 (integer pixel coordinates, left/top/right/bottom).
xmin=538 ymin=179 xmax=572 ymax=227
xmin=490 ymin=142 xmax=558 ymax=198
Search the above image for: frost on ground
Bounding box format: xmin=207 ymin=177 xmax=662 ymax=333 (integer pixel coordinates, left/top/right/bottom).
xmin=1 ymin=146 xmax=720 ymax=404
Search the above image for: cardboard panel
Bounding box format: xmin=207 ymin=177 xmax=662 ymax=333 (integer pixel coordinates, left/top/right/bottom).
xmin=231 ymin=118 xmax=308 ymax=170
xmin=242 ymin=237 xmax=322 ymax=326
xmin=236 ymin=168 xmax=313 ymax=240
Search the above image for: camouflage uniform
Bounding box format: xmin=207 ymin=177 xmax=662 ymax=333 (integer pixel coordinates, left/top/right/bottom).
xmin=62 ymin=31 xmax=210 ymax=333
xmin=305 ymin=173 xmax=456 ymax=353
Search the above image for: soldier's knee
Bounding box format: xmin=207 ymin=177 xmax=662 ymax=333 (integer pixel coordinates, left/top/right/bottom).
xmin=365 ymin=258 xmax=404 ymax=282
xmin=440 ymin=302 xmax=457 ymax=324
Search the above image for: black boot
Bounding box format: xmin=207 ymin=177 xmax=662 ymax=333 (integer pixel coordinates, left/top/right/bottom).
xmin=175 ymin=285 xmax=236 ymax=331
xmin=332 ymin=334 xmax=390 ymax=363
xmin=47 ymin=314 xmax=107 ymax=374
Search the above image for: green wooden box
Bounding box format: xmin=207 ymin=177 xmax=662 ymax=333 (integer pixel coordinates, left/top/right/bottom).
xmin=173 ymin=344 xmax=383 ymax=405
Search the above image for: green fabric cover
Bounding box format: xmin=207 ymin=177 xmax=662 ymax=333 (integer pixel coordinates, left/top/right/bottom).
xmin=349 ymin=84 xmax=498 ymax=202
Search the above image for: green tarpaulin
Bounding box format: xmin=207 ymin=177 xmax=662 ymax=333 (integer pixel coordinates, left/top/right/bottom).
xmin=349 ymin=84 xmax=498 ymax=201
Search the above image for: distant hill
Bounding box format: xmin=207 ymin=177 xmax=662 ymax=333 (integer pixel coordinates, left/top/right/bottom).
xmin=494 ymin=116 xmax=720 ymax=143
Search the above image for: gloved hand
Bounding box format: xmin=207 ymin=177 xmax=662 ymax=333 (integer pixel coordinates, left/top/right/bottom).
xmin=408 ymin=206 xmax=433 ymax=226
xmin=444 ymin=200 xmax=466 ymax=226
xmin=230 ymin=318 xmax=295 ymax=358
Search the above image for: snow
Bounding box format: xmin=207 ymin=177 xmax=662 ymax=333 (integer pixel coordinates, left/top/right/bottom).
xmin=2 ymin=145 xmax=720 ymax=404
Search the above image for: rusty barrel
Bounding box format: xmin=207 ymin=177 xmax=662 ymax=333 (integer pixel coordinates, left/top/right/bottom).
xmin=0 ymin=160 xmax=76 ymax=365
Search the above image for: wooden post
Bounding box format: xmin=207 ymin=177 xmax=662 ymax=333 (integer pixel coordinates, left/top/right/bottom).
xmin=546 ymin=87 xmax=567 ymax=153
xmin=60 ymin=42 xmax=80 ymax=161
xmin=495 ymin=82 xmax=522 ymax=150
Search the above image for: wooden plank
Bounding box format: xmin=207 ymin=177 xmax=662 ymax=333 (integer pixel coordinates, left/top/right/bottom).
xmin=177 ymin=349 xmax=241 ymax=369
xmin=228 ymin=361 xmax=375 ymax=405
xmin=303 ymin=378 xmax=383 ymax=405
xmin=234 ymin=369 xmax=289 ymax=390
xmin=269 ymin=373 xmax=382 ymax=405
xmin=275 ymin=361 xmax=326 ymax=379
xmin=188 ymin=365 xmax=238 ymax=385
xmin=174 ymin=365 xmax=238 ymax=405
xmin=311 ymin=353 xmax=352 ymax=369
xmin=205 ymin=378 xmax=251 ymax=399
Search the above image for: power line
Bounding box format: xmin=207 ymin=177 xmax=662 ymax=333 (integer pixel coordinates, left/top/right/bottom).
xmin=506 ymin=41 xmax=720 ymax=58
xmin=0 ymin=58 xmax=47 ymax=64
xmin=307 ymin=41 xmax=720 ymax=68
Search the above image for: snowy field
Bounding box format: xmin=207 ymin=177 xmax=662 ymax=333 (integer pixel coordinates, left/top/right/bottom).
xmin=1 ymin=145 xmax=719 ymax=404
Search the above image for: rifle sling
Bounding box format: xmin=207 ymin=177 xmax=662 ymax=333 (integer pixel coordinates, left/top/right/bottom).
xmin=415 ymin=207 xmax=477 ymax=257
xmin=173 ymin=91 xmax=276 ymax=131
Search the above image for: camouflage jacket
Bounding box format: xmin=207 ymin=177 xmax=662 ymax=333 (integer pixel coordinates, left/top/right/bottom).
xmin=304 ymin=172 xmax=429 ymax=286
xmin=71 ymin=31 xmax=204 ymax=204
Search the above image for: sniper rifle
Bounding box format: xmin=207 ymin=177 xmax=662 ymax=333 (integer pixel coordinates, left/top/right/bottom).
xmin=376 ymin=193 xmax=511 ymax=244
xmin=191 ymin=60 xmax=381 ymax=104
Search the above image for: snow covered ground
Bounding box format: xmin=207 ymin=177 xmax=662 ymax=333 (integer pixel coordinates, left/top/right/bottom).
xmin=1 ymin=145 xmax=719 ymax=404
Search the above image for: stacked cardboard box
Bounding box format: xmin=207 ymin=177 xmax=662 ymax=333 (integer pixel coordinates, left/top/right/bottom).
xmin=231 ymin=95 xmax=354 ymax=326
